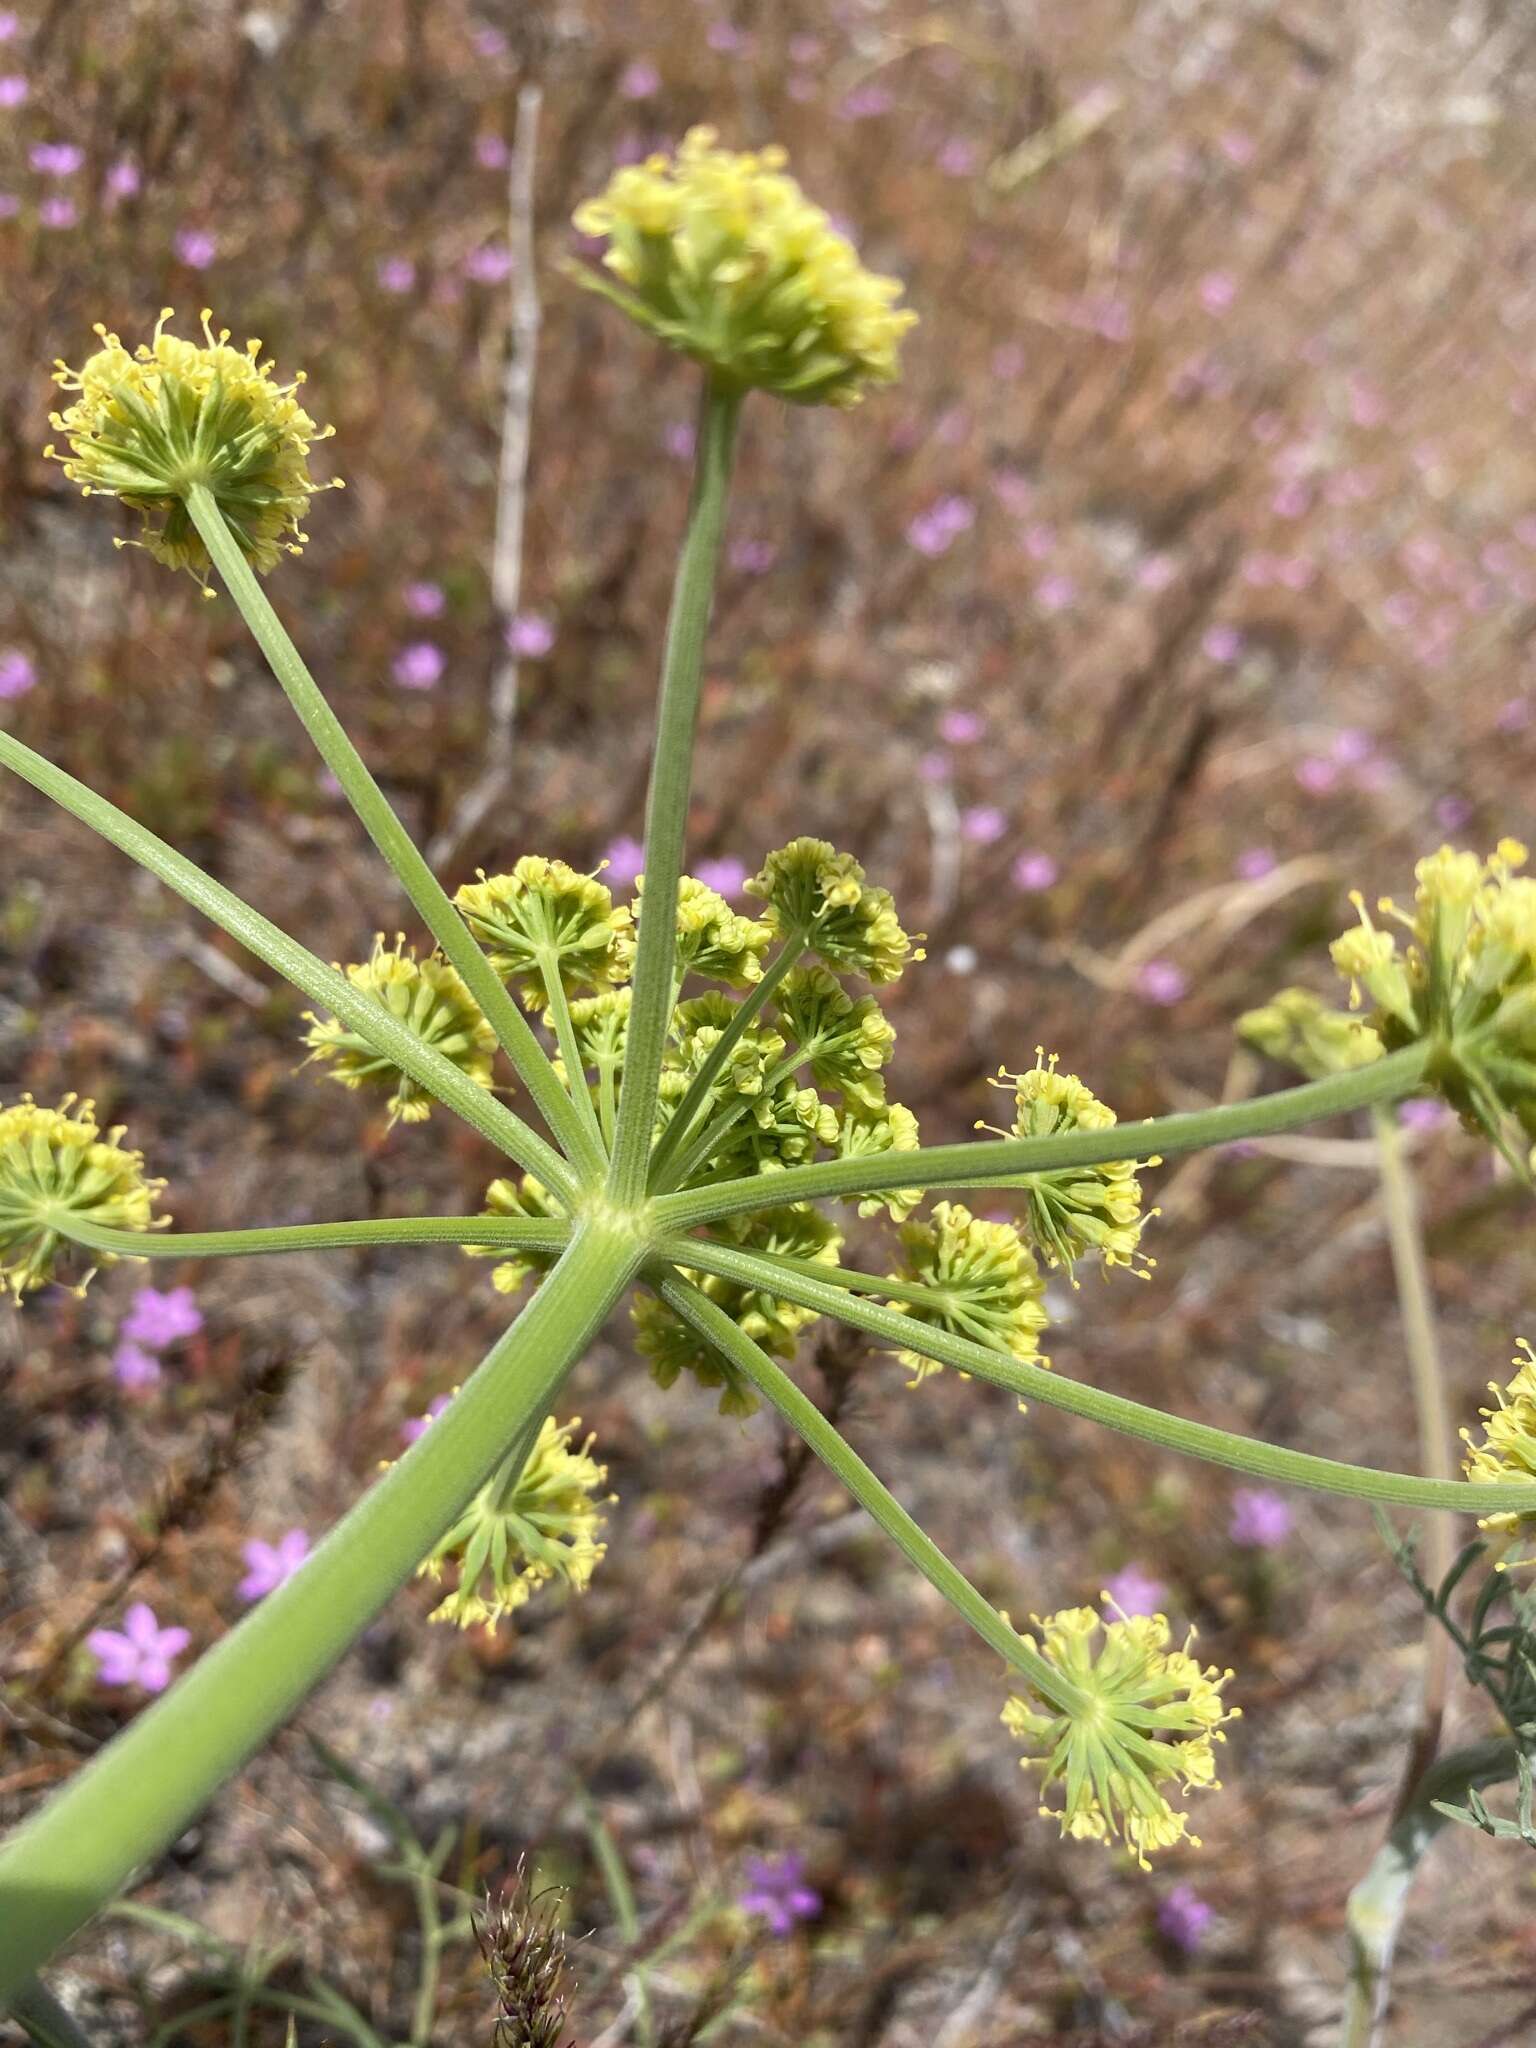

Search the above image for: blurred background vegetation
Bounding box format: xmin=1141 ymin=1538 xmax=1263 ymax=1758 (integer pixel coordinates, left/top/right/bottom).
xmin=3 ymin=1 xmax=1536 ymax=2042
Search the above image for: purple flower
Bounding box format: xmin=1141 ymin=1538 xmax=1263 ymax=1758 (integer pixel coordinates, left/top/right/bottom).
xmin=506 ymin=612 xmax=555 ymax=659
xmin=401 ymin=1393 xmax=453 ymax=1445
xmin=906 ymin=494 xmax=975 ymax=557
xmin=377 ymin=255 xmax=416 ymax=294
xmin=1229 ymin=1486 xmax=1293 ymax=1549
xmin=0 ymin=647 xmax=36 ymax=699
xmin=403 ymin=579 xmax=445 ymax=618
xmin=1398 ymin=1098 xmax=1451 ymax=1132
xmin=937 ymin=136 xmax=979 ymax=177
xmin=29 ymin=141 xmax=83 ymax=176
xmin=238 ymin=1529 xmax=311 ymax=1601
xmin=120 ymin=1285 xmax=202 ymax=1349
xmin=663 ymin=419 xmax=697 ymax=462
xmin=1198 ymin=271 xmax=1237 ymax=315
xmin=0 ymin=73 xmax=28 ymax=107
xmin=112 ymin=1342 xmax=163 ymax=1392
xmin=939 ymin=709 xmax=984 ymax=745
xmin=1271 ymin=479 xmax=1311 ymax=520
xmin=1104 ymin=1565 xmax=1166 ymax=1618
xmin=602 ymin=835 xmax=645 ymax=889
xmin=465 ymin=242 xmax=511 ymax=285
xmin=475 ymin=133 xmax=509 ymax=170
xmin=1330 ymin=727 xmax=1373 ymax=767
xmin=0 ymin=14 xmax=19 ymax=41
xmin=38 ymin=195 xmax=76 ymax=229
xmin=105 ymin=157 xmax=140 ymax=200
xmin=619 ymin=58 xmax=660 ymax=99
xmin=1201 ymin=624 xmax=1243 ymax=663
xmin=961 ymin=806 xmax=1006 ymax=846
xmin=839 ymin=82 xmax=893 ymax=120
xmin=1157 ymin=1883 xmax=1214 ymax=1954
xmin=738 ymin=1853 xmax=821 ymax=1937
xmin=1137 ymin=553 xmax=1177 ymax=592
xmin=728 ymin=536 xmax=777 ymax=576
xmin=174 ymin=226 xmax=217 ymax=268
xmin=87 ymin=1603 xmax=190 ymax=1693
xmin=1012 ymin=851 xmax=1058 ymax=892
xmin=1037 ymin=572 xmax=1077 ymax=614
xmin=695 ymin=856 xmax=747 ymax=900
xmin=470 ymin=24 xmax=507 ymax=57
xmin=706 ymin=19 xmax=749 ymax=53
xmin=1496 ymin=697 xmax=1531 ymax=734
xmin=393 ymin=641 xmax=445 ymax=691
xmin=1295 ymin=755 xmax=1338 ymax=795
xmin=1434 ymin=795 xmax=1472 ymax=832
xmin=0 ymin=193 xmax=17 ymax=218
xmin=1235 ymin=846 xmax=1276 ymax=881
xmin=1218 ymin=128 xmax=1255 ymax=166
xmin=1136 ymin=958 xmax=1187 ymax=1006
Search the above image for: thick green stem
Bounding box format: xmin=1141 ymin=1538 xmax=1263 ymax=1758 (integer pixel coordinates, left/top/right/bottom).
xmin=652 ymin=1044 xmax=1432 ymax=1230
xmin=185 ymin=486 xmax=600 ymax=1184
xmin=0 ymin=730 xmax=574 ymax=1196
xmin=607 ymin=382 xmax=743 ymax=1203
xmin=656 ymin=1271 xmax=1079 ymax=1712
xmin=664 ymin=1236 xmax=1536 ymax=1514
xmin=0 ymin=1222 xmax=641 ymax=1999
xmin=47 ymin=1214 xmax=572 ymax=1262
xmin=646 ymin=936 xmax=805 ymax=1190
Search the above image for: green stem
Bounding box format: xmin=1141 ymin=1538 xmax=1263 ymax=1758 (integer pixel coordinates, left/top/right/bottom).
xmin=607 ymin=382 xmax=743 ymax=1204
xmin=537 ymin=954 xmax=606 ymax=1161
xmin=47 ymin=1214 xmax=572 ymax=1262
xmin=0 ymin=729 xmax=574 ymax=1198
xmin=0 ymin=1221 xmax=642 ymax=2000
xmin=646 ymin=936 xmax=805 ymax=1190
xmin=185 ymin=486 xmax=599 ymax=1183
xmin=652 ymin=1044 xmax=1432 ymax=1230
xmin=5 ymin=1977 xmax=96 ymax=2048
xmin=657 ymin=1271 xmax=1077 ymax=1711
xmin=664 ymin=1235 xmax=1536 ymax=1515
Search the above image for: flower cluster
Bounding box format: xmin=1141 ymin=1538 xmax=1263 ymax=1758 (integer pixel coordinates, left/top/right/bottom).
xmin=986 ymin=1050 xmax=1157 ymax=1279
xmin=1002 ymin=1601 xmax=1238 ymax=1868
xmin=0 ymin=1095 xmax=166 ymax=1299
xmin=1461 ymin=1339 xmax=1536 ymax=1547
xmin=570 ymin=127 xmax=917 ymax=406
xmin=302 ymin=934 xmax=497 ymax=1127
xmin=1251 ymin=843 xmax=1536 ymax=1161
xmin=416 ymin=1414 xmax=612 ymax=1631
xmin=47 ymin=308 xmax=337 ymax=579
xmin=885 ymin=1201 xmax=1047 ymax=1383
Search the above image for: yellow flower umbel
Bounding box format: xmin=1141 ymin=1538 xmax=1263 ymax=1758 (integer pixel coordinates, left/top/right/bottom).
xmin=1324 ymin=842 xmax=1536 ymax=1161
xmin=885 ymin=1200 xmax=1048 ymax=1384
xmin=748 ymin=838 xmax=922 ymax=985
xmin=455 ymin=858 xmax=630 ymax=1004
xmin=1461 ymin=1339 xmax=1536 ymax=1549
xmin=570 ymin=127 xmax=916 ymax=406
xmin=301 ymin=935 xmax=497 ymax=1128
xmin=47 ymin=309 xmax=337 ymax=581
xmin=1003 ymin=1602 xmax=1238 ymax=1869
xmin=616 ymin=875 xmax=773 ymax=991
xmin=417 ymin=1415 xmax=612 ymax=1632
xmin=990 ymin=1051 xmax=1157 ymax=1281
xmin=0 ymin=1095 xmax=167 ymax=1300
xmin=1237 ymin=986 xmax=1385 ymax=1079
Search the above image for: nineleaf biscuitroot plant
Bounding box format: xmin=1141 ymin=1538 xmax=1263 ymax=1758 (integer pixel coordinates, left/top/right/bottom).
xmin=5 ymin=127 xmax=1536 ymax=2010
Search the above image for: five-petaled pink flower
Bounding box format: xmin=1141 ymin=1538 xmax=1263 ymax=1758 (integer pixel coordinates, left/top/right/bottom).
xmin=120 ymin=1285 xmax=202 ymax=1349
xmin=238 ymin=1529 xmax=311 ymax=1602
xmin=87 ymin=1603 xmax=190 ymax=1693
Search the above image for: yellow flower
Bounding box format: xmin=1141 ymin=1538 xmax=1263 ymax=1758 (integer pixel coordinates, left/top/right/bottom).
xmin=47 ymin=308 xmax=338 ymax=580
xmin=301 ymin=935 xmax=497 ymax=1127
xmin=1237 ymin=986 xmax=1384 ymax=1079
xmin=470 ymin=1172 xmax=567 ymax=1298
xmin=570 ymin=127 xmax=916 ymax=406
xmin=1003 ymin=1602 xmax=1238 ymax=1869
xmin=747 ymin=837 xmax=921 ymax=985
xmin=1326 ymin=842 xmax=1536 ymax=1155
xmin=455 ymin=858 xmax=629 ymax=1002
xmin=0 ymin=1095 xmax=167 ymax=1300
xmin=1461 ymin=1339 xmax=1536 ymax=1545
xmin=885 ymin=1200 xmax=1048 ymax=1383
xmin=417 ymin=1415 xmax=612 ymax=1632
xmin=835 ymin=1099 xmax=923 ymax=1221
xmin=617 ymin=875 xmax=773 ymax=991
xmin=991 ymin=1051 xmax=1157 ymax=1281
